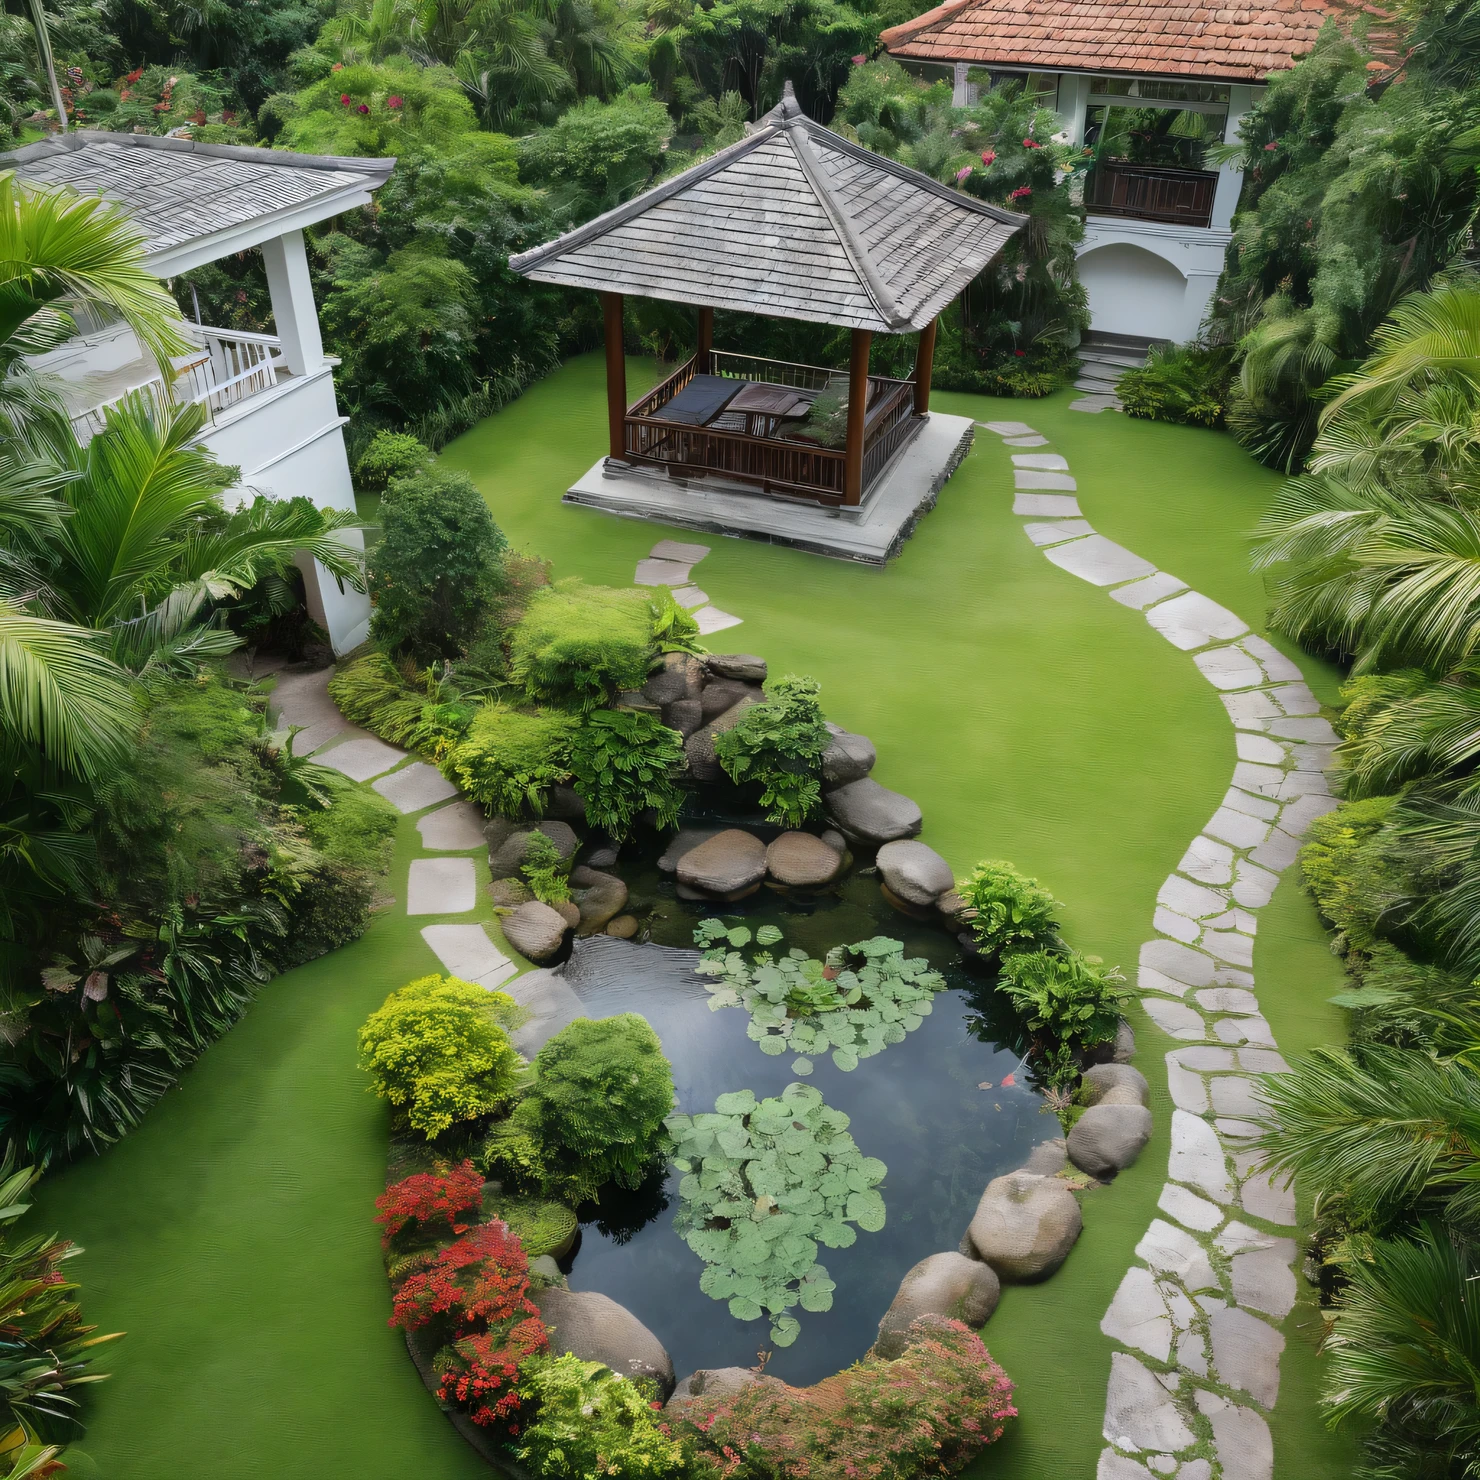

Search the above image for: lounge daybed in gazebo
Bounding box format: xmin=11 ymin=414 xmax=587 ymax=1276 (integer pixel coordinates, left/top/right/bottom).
xmin=509 ymin=85 xmax=1023 ymax=562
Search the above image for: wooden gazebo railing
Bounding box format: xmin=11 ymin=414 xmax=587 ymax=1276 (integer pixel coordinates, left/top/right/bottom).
xmin=619 ymin=349 xmax=919 ymax=506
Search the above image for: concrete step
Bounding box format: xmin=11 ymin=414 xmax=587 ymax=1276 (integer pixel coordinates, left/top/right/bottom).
xmin=1075 ymin=377 xmax=1121 ymax=394
xmin=1078 ymin=350 xmax=1145 ymax=373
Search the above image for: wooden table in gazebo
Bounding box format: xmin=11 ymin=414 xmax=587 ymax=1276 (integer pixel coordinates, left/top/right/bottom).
xmin=509 ymin=85 xmax=1023 ymax=554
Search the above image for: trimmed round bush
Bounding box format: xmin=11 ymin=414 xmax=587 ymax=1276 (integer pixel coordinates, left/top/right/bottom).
xmin=510 ymin=580 xmax=656 ymax=710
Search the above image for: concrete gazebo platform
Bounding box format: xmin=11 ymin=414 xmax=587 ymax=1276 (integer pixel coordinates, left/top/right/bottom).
xmin=510 ymin=84 xmax=1021 ymax=562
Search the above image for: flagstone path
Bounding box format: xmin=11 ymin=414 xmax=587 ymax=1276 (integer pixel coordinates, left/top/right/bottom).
xmin=632 ymin=538 xmax=742 ymax=633
xmin=977 ymin=418 xmax=1338 ymax=1480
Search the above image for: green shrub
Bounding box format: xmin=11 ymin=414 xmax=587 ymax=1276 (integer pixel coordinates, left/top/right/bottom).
xmin=520 ymin=831 xmax=572 ymax=906
xmin=355 ymin=429 xmax=431 ymax=490
xmin=650 ymin=589 xmax=704 ymax=656
xmin=446 ymin=706 xmax=578 ymax=816
xmin=514 ymin=1015 xmax=675 ymax=1202
xmin=358 ymin=975 xmax=525 ymax=1138
xmin=1301 ymin=795 xmax=1404 ymax=962
xmin=300 ymin=777 xmax=399 ymax=876
xmin=509 ymin=580 xmax=656 ymax=711
xmin=996 ymin=950 xmax=1129 ymax=1088
xmin=569 ymin=709 xmax=685 ymax=840
xmin=714 ymin=675 xmax=830 ymax=828
xmin=327 ymin=655 xmax=476 ymax=756
xmin=516 ymin=1355 xmax=687 ymax=1479
xmin=958 ymin=861 xmax=1061 ymax=959
xmin=486 ymin=1195 xmax=578 ymax=1259
xmin=1119 ymin=343 xmax=1235 ymax=428
xmin=368 ymin=467 xmax=508 ymax=660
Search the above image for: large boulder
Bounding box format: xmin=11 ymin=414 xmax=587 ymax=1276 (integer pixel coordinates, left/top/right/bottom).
xmin=876 ymin=840 xmax=954 ymax=906
xmin=766 ymin=832 xmax=844 ymax=889
xmin=488 ymin=821 xmax=579 ymax=881
xmin=678 ymin=830 xmax=768 ymax=899
xmin=665 ymin=1366 xmax=783 ymax=1421
xmin=1067 ymin=1104 xmax=1153 ymax=1178
xmin=644 ymin=653 xmax=704 ymax=707
xmin=874 ymin=1252 xmax=1000 ymax=1359
xmin=705 ymin=653 xmax=767 ymax=683
xmin=825 ymin=778 xmax=923 ymax=845
xmin=967 ymin=1171 xmax=1082 ymax=1281
xmin=1021 ymin=1137 xmax=1068 ymax=1176
xmin=657 ymin=828 xmax=724 ymax=874
xmin=701 ymin=678 xmax=762 ymax=722
xmin=1081 ymin=1063 xmax=1150 ymax=1107
xmin=545 ymin=785 xmax=587 ymax=820
xmin=570 ymin=865 xmax=629 ymax=936
xmin=685 ymin=698 xmax=760 ymax=782
xmin=502 ymin=901 xmax=570 ymax=963
xmin=823 ymin=724 xmax=877 ymax=786
xmin=533 ymin=1287 xmax=675 ymax=1398
xmin=663 ymin=698 xmax=703 ymax=738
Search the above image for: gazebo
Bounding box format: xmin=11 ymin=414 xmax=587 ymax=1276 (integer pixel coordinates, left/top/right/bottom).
xmin=509 ymin=85 xmax=1022 ymax=517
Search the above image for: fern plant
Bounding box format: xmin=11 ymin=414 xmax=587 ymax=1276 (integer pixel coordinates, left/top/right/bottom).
xmin=519 ymin=831 xmax=571 ymax=906
xmin=568 ymin=709 xmax=685 ymax=839
xmin=996 ymin=949 xmax=1129 ymax=1084
xmin=713 ymin=675 xmax=829 ymax=828
xmin=958 ymin=860 xmax=1062 ymax=959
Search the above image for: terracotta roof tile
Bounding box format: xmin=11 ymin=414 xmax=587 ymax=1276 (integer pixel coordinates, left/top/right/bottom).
xmin=881 ymin=0 xmax=1353 ymax=79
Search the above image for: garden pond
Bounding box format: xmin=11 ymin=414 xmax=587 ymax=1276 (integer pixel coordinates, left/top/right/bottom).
xmin=548 ymin=823 xmax=1060 ymax=1386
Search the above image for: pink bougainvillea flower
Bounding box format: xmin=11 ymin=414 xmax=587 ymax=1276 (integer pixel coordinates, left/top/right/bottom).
xmin=981 ymin=149 xmax=995 ymax=165
xmin=1264 ymin=139 xmax=1278 ymax=150
xmin=357 ymin=103 xmax=370 ymax=113
xmin=387 ymin=95 xmax=403 ymax=108
xmin=851 ymin=52 xmax=867 ymax=63
xmin=1022 ymin=137 xmax=1039 ymax=148
xmin=340 ymin=93 xmax=352 ymax=105
xmin=955 ymin=166 xmax=973 ymax=181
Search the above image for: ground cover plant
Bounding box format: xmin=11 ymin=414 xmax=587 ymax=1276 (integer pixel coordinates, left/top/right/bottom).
xmin=667 ymin=1081 xmax=885 ymax=1347
xmin=693 ymin=923 xmax=946 ymax=1075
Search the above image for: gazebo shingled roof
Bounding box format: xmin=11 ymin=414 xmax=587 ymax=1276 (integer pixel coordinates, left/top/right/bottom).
xmin=508 ymin=84 xmax=1023 ymax=334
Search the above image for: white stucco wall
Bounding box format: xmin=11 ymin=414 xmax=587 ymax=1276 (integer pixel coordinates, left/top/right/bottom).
xmin=1077 ymin=218 xmax=1231 ymax=345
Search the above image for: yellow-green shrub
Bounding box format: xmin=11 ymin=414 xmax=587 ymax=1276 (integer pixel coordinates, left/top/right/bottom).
xmin=509 ymin=580 xmax=655 ymax=710
xmin=445 ymin=705 xmax=578 ymax=816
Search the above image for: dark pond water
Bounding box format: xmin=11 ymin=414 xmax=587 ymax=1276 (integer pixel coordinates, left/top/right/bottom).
xmin=554 ymin=825 xmax=1056 ymax=1385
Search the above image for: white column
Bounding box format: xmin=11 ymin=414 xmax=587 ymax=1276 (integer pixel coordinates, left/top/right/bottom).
xmin=260 ymin=229 xmax=325 ymax=377
xmin=1211 ymin=85 xmax=1257 ymax=231
xmin=1055 ymin=74 xmax=1091 ymax=145
xmin=952 ymin=63 xmax=970 ymax=108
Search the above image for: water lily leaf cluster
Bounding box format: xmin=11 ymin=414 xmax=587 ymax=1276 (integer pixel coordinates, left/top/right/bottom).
xmin=693 ymin=922 xmax=946 ymax=1075
xmin=666 ymin=1083 xmax=886 ymax=1346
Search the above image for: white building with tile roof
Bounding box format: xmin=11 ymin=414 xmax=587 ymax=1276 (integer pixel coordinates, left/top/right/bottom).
xmin=0 ymin=130 xmax=397 ymax=653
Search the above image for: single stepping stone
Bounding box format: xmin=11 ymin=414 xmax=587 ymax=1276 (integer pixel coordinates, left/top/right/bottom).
xmin=1075 ymin=378 xmax=1119 ymax=393
xmin=1011 ymin=453 xmax=1070 ymax=471
xmin=289 ymin=718 xmax=348 ymax=756
xmin=650 ymin=539 xmax=710 ymax=563
xmin=420 ymin=923 xmax=516 ymax=989
xmin=1145 ymin=591 xmax=1249 ymax=651
xmin=635 ymin=557 xmax=692 ymax=586
xmin=1110 ymin=571 xmax=1188 ymax=610
xmin=1069 ymin=395 xmax=1122 ymax=413
xmin=1003 ymin=434 xmax=1048 ymax=446
xmin=1014 ymin=492 xmax=1081 ymax=516
xmin=672 ymin=585 xmax=708 ymax=609
xmin=1194 ymin=646 xmax=1266 ymax=690
xmin=979 ymin=420 xmax=1036 ymax=435
xmin=1024 ymin=519 xmax=1094 ymax=546
xmin=316 ymin=736 xmax=406 ymax=782
xmin=373 ymin=761 xmax=459 ymax=814
xmin=417 ymin=799 xmax=487 ymax=851
xmin=1044 ymin=534 xmax=1157 ymax=587
xmin=1014 ymin=470 xmax=1077 ymax=490
xmin=407 ymin=857 xmax=476 ymax=915
xmin=693 ymin=606 xmax=742 ymax=634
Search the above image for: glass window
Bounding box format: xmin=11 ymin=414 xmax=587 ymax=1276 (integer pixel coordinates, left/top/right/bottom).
xmin=1088 ymin=76 xmax=1229 ymax=105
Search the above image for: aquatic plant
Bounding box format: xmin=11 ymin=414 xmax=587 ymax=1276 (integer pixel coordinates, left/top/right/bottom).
xmin=666 ymin=1082 xmax=886 ymax=1346
xmin=693 ymin=922 xmax=946 ymax=1075
xmin=957 ymin=860 xmax=1062 ymax=959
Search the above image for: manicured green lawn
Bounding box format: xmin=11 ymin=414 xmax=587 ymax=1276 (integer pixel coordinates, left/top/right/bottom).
xmin=37 ymin=354 xmax=1354 ymax=1479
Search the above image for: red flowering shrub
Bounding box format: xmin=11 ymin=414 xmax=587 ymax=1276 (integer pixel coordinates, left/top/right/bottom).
xmin=685 ymin=1317 xmax=1016 ymax=1479
xmin=388 ymin=1219 xmax=547 ymax=1429
xmin=375 ymin=1160 xmax=484 ymax=1245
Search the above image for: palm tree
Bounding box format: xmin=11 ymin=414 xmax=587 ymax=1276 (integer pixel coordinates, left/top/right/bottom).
xmin=22 ymin=0 xmax=65 ymax=135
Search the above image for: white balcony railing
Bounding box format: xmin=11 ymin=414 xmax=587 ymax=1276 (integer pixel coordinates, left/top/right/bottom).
xmin=68 ymin=325 xmax=288 ymax=441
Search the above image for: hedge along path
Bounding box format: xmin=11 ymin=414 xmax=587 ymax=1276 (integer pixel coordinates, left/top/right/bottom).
xmin=979 ymin=419 xmax=1338 ymax=1480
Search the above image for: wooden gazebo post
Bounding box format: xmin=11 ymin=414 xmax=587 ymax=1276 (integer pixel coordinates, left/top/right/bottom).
xmin=696 ymin=305 xmax=714 ymax=373
xmin=913 ymin=317 xmax=938 ymax=415
xmin=843 ymin=328 xmax=872 ymax=505
xmin=601 ymin=291 xmax=627 ymax=462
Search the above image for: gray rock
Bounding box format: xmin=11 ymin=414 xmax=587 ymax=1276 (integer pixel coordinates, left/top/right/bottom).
xmin=644 ymin=653 xmax=703 ymax=706
xmin=701 ymin=677 xmax=762 ymax=721
xmin=820 ymin=828 xmax=848 ymax=855
xmin=545 ymin=785 xmax=587 ymax=820
xmin=585 ymin=840 xmax=620 ymax=869
xmin=825 ymin=778 xmax=923 ymax=845
xmin=1209 ymin=1306 xmax=1284 ymax=1407
xmin=534 ymin=1287 xmax=675 ymax=1398
xmin=1082 ymin=1064 xmax=1150 ymax=1107
xmin=705 ymin=652 xmax=767 ymax=683
xmin=874 ymin=1252 xmax=1000 ymax=1358
xmin=616 ymin=690 xmax=663 ymax=716
xmin=822 ymin=725 xmax=877 ymax=785
xmin=967 ymin=1171 xmax=1082 ymax=1281
xmin=1136 ymin=1218 xmax=1218 ymax=1292
xmin=1022 ymin=1137 xmax=1067 ymax=1175
xmin=506 ymin=969 xmax=585 ymax=1055
xmin=502 ymin=901 xmax=569 ymax=963
xmin=488 ymin=821 xmax=579 ymax=880
xmin=488 ymin=877 xmax=533 ymax=908
xmin=529 ymin=1255 xmax=565 ymax=1284
xmin=1230 ymin=1249 xmax=1298 ymax=1319
xmin=677 ymin=829 xmax=768 ymax=898
xmin=606 ymin=915 xmax=638 ymax=939
xmin=875 ymin=839 xmax=954 ymax=906
xmin=570 ymin=866 xmax=629 ymax=936
xmin=683 ymin=726 xmax=725 ymax=782
xmin=1102 ymin=1352 xmax=1196 ymax=1452
xmin=1068 ymin=1104 xmax=1153 ymax=1177
xmin=1100 ymin=1267 xmax=1173 ymax=1361
xmin=1098 ymin=1453 xmax=1158 ymax=1480
xmin=665 ymin=1366 xmax=782 ymax=1421
xmin=766 ymin=831 xmax=843 ymax=888
xmin=1113 ymin=1019 xmax=1136 ymax=1063
xmin=663 ymin=698 xmax=703 ymax=738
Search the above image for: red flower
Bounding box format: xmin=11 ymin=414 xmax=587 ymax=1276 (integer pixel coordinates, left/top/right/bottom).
xmin=1022 ymin=137 xmax=1040 ymax=148
xmin=1263 ymin=140 xmax=1278 ymax=150
xmin=357 ymin=103 xmax=370 ymax=114
xmin=376 ymin=1161 xmax=483 ymax=1244
xmin=1014 ymin=349 xmax=1025 ymax=357
xmin=387 ymin=95 xmax=403 ymax=108
xmin=340 ymin=93 xmax=352 ymax=105
xmin=125 ymin=68 xmax=142 ymax=83
xmin=1008 ymin=185 xmax=1032 ymax=200
xmin=981 ymin=149 xmax=995 ymax=165
xmin=851 ymin=53 xmax=866 ymax=63
xmin=331 ymin=62 xmax=343 ymax=71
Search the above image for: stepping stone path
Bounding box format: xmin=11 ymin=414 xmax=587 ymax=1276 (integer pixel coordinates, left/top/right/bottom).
xmin=632 ymin=539 xmax=743 ymax=633
xmin=978 ymin=418 xmax=1335 ymax=1480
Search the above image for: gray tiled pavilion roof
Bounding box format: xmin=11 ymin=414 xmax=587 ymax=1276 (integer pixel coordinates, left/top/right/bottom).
xmin=508 ymin=86 xmax=1023 ymax=334
xmin=0 ymin=131 xmax=394 ymax=262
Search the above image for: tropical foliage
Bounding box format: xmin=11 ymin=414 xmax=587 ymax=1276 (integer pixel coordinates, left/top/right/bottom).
xmin=714 ymin=673 xmax=830 ymax=827
xmin=667 ymin=1081 xmax=885 ymax=1346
